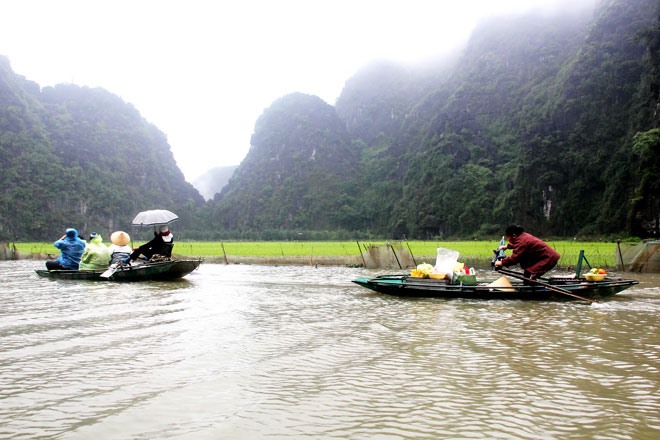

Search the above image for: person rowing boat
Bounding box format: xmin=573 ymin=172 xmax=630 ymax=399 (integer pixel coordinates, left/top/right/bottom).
xmin=493 ymin=224 xmax=560 ymax=281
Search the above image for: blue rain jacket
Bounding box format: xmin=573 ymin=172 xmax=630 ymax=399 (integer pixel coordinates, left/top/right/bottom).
xmin=54 ymin=228 xmax=86 ymax=270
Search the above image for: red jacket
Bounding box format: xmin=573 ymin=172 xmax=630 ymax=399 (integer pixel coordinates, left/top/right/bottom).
xmin=501 ymin=232 xmax=560 ymax=275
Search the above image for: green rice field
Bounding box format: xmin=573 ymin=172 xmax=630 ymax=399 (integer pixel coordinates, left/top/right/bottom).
xmin=14 ymin=240 xmax=625 ymax=268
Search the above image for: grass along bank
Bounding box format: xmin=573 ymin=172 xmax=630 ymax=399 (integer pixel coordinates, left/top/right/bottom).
xmin=14 ymin=240 xmax=625 ymax=269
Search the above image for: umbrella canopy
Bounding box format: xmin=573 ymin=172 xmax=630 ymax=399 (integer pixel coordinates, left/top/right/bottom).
xmin=131 ymin=209 xmax=179 ymax=227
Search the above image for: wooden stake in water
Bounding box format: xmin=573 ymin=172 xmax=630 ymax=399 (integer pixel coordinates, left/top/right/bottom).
xmin=221 ymin=242 xmax=228 ymax=264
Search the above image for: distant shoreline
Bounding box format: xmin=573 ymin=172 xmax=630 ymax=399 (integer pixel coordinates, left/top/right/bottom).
xmin=5 ymin=251 xmax=396 ymax=268
xmin=3 ymin=240 xmax=634 ymax=270
xmin=2 ymin=245 xmax=419 ymax=268
xmin=0 ymin=250 xmax=592 ymax=272
xmin=202 ymin=255 xmax=366 ymax=267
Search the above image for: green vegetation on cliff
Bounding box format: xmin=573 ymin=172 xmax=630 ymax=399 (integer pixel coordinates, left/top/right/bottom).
xmin=1 ymin=0 xmax=658 ymax=241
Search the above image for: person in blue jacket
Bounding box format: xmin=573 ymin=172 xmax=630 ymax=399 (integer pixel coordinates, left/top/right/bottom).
xmin=46 ymin=228 xmax=86 ymax=271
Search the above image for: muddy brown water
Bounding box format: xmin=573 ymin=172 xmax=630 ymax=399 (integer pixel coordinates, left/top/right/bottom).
xmin=1 ymin=261 xmax=659 ymax=439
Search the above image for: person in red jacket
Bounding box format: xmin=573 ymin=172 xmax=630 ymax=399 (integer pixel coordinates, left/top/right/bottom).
xmin=493 ymin=225 xmax=560 ymax=279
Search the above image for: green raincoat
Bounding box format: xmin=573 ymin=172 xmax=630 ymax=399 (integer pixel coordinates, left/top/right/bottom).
xmin=79 ymin=235 xmax=111 ymax=270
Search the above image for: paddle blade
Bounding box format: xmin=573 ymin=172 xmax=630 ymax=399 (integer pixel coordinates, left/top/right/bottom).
xmin=100 ymin=265 xmax=117 ymax=278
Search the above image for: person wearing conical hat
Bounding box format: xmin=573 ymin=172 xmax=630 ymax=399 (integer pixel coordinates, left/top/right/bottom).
xmin=130 ymin=224 xmax=174 ymax=261
xmin=108 ymin=231 xmax=132 ymax=264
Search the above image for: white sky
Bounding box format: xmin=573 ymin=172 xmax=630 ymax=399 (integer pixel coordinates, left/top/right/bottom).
xmin=0 ymin=0 xmax=591 ymax=182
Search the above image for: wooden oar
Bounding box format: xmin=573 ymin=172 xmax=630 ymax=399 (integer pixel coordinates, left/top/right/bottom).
xmin=496 ymin=268 xmax=594 ymax=304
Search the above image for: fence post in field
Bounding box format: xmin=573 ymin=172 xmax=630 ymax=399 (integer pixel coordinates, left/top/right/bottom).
xmin=221 ymin=242 xmax=228 ymax=264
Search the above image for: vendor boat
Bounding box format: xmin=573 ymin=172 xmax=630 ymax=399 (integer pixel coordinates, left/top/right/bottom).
xmin=353 ymin=250 xmax=638 ymax=302
xmin=352 ymin=272 xmax=638 ymax=301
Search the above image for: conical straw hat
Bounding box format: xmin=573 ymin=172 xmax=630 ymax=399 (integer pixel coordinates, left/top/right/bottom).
xmin=110 ymin=230 xmax=131 ymax=246
xmin=488 ymin=276 xmax=514 ymax=291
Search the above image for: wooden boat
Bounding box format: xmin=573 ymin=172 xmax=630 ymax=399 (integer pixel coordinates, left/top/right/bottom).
xmin=352 ymin=273 xmax=638 ymax=301
xmin=35 ymin=258 xmax=202 ymax=282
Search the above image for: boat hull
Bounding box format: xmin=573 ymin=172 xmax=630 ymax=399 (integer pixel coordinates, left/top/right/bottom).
xmin=35 ymin=259 xmax=202 ymax=282
xmin=352 ymin=275 xmax=638 ymax=301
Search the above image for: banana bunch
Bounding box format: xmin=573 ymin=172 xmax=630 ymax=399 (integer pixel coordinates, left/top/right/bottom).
xmin=589 ymin=268 xmax=607 ymax=275
xmin=410 ymin=269 xmax=427 ymax=278
xmin=411 ymin=263 xmax=435 ymax=278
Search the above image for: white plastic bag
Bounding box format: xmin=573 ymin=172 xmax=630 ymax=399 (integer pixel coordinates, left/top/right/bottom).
xmin=434 ymin=248 xmax=459 ymax=281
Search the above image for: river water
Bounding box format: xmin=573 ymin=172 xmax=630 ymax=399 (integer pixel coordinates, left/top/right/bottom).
xmin=1 ymin=260 xmax=659 ymax=439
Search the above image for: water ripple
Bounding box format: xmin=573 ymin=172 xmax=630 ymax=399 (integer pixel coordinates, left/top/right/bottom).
xmin=0 ymin=261 xmax=658 ymax=439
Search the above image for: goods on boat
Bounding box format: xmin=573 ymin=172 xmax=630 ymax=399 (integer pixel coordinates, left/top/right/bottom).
xmin=353 ymin=246 xmax=638 ymax=302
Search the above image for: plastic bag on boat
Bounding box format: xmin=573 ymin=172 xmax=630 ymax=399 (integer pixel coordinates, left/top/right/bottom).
xmin=434 ymin=248 xmax=459 ymax=281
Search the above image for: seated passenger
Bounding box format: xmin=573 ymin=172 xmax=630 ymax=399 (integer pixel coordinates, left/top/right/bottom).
xmin=131 ymin=225 xmax=174 ymax=260
xmin=108 ymin=231 xmax=132 ymax=265
xmin=79 ymin=232 xmax=112 ymax=270
xmin=45 ymin=228 xmax=86 ymax=271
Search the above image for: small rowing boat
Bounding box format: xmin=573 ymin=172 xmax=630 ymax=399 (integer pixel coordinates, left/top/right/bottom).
xmin=352 ymin=273 xmax=638 ymax=301
xmin=35 ymin=258 xmax=202 ymax=282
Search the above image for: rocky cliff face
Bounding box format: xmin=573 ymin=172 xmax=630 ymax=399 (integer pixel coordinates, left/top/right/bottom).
xmin=211 ymin=93 xmax=360 ymax=234
xmin=0 ymin=56 xmax=203 ymax=240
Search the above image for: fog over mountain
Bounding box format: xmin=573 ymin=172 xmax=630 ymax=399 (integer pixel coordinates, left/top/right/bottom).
xmin=193 ymin=166 xmax=238 ymax=201
xmin=1 ymin=0 xmax=658 ymax=241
